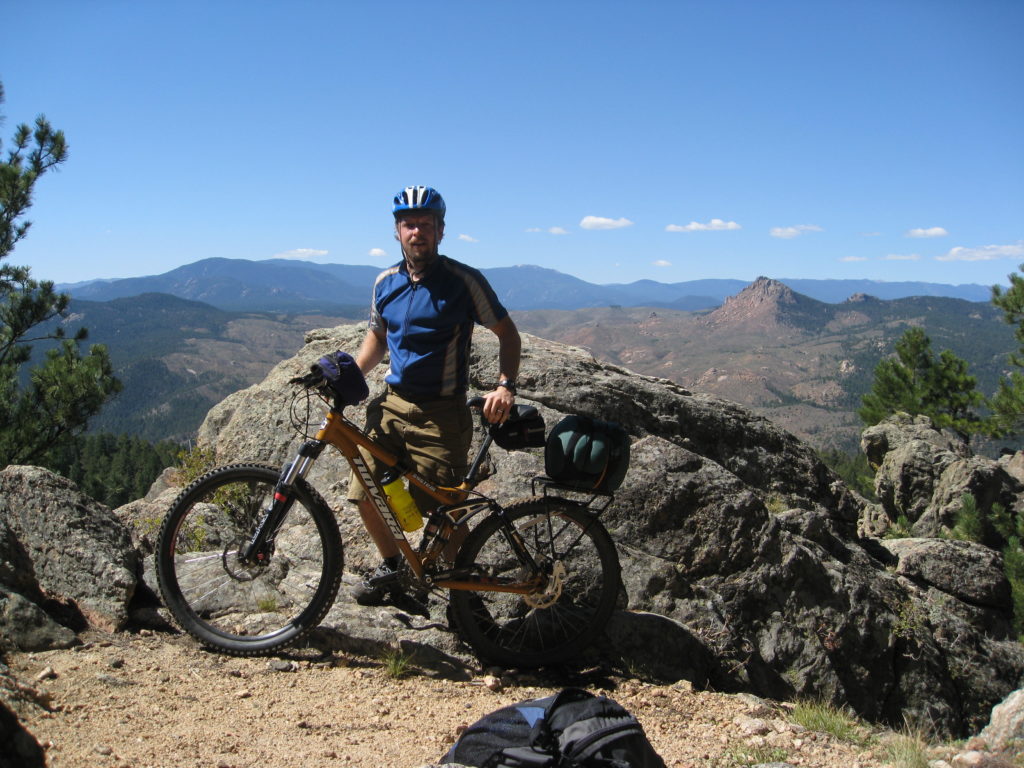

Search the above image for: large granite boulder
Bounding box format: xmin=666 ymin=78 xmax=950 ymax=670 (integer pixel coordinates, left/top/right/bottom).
xmin=0 ymin=465 xmax=138 ymax=649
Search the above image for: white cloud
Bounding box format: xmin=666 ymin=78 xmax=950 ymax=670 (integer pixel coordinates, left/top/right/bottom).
xmin=274 ymin=248 xmax=329 ymax=260
xmin=906 ymin=226 xmax=948 ymax=238
xmin=840 ymin=256 xmax=869 ymax=262
xmin=936 ymin=241 xmax=1024 ymax=262
xmin=369 ymin=248 xmax=388 ymax=259
xmin=885 ymin=253 xmax=922 ymax=261
xmin=666 ymin=218 xmax=741 ymax=232
xmin=526 ymin=226 xmax=568 ymax=235
xmin=653 ymin=259 xmax=672 ymax=268
xmin=770 ymin=224 xmax=823 ymax=239
xmin=458 ymin=234 xmax=479 ymax=243
xmin=580 ymin=215 xmax=633 ymax=230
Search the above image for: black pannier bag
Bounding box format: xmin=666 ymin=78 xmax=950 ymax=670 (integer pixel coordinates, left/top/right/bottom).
xmin=492 ymin=406 xmax=546 ymax=450
xmin=440 ymin=687 xmax=666 ymax=768
xmin=544 ymin=415 xmax=630 ymax=493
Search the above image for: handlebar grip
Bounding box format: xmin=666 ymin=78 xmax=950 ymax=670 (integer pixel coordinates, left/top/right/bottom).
xmin=467 ymin=396 xmax=486 ymax=409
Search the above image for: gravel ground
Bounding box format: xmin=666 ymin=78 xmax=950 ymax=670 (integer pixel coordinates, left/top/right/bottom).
xmin=7 ymin=630 xmax=907 ymax=768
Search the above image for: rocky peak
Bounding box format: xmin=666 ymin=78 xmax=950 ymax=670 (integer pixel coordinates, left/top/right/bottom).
xmin=700 ymin=276 xmax=826 ymax=332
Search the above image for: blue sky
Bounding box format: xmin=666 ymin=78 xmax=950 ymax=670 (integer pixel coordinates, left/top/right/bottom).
xmin=3 ymin=0 xmax=1022 ymax=288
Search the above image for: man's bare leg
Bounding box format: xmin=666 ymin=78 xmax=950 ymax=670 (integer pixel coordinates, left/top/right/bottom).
xmin=358 ymin=498 xmax=400 ymax=560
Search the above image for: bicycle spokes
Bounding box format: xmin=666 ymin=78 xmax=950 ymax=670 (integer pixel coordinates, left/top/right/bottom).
xmin=156 ymin=464 xmax=342 ymax=655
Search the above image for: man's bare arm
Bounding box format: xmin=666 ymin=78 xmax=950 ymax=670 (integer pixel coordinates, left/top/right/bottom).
xmin=354 ymin=327 xmax=388 ymax=375
xmin=483 ymin=315 xmax=522 ymax=423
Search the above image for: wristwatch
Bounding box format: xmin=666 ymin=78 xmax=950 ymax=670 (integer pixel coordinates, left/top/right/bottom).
xmin=497 ymin=378 xmax=517 ymax=395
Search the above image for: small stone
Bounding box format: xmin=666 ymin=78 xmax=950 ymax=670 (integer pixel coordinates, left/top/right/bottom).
xmin=671 ymin=679 xmax=694 ymax=694
xmin=95 ymin=745 xmax=113 ymax=756
xmin=951 ymin=751 xmax=987 ymax=767
xmin=733 ymin=715 xmax=770 ymax=736
xmin=35 ymin=666 xmax=57 ymax=682
xmin=483 ymin=674 xmax=502 ymax=691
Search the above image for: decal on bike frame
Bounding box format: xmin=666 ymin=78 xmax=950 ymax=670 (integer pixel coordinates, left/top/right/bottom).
xmin=351 ymin=453 xmax=404 ymax=538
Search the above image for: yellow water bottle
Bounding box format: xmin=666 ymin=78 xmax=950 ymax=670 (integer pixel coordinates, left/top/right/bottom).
xmin=383 ymin=478 xmax=423 ymax=532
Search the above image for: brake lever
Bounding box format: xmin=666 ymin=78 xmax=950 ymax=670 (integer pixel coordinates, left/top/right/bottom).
xmin=290 ymin=372 xmax=326 ymax=388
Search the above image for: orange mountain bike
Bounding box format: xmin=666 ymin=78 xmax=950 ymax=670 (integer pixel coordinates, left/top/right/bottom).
xmin=155 ymin=366 xmax=622 ymax=668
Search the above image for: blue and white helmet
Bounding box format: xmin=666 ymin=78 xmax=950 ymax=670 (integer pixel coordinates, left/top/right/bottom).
xmin=392 ymin=186 xmax=446 ymax=221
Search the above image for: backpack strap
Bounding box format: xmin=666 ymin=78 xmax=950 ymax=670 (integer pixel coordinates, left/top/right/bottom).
xmin=538 ymin=688 xmax=647 ymax=768
xmin=486 ymin=746 xmax=558 ymax=767
xmin=558 ymin=715 xmax=643 ymax=766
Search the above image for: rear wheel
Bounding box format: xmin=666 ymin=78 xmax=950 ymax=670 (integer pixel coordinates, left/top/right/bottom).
xmin=449 ymin=498 xmax=620 ymax=667
xmin=156 ymin=463 xmax=343 ymax=656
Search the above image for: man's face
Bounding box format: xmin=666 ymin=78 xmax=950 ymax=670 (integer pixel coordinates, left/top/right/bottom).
xmin=396 ymin=213 xmax=443 ymax=269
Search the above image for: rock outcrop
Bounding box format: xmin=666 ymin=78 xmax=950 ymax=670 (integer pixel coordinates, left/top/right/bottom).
xmin=862 ymin=413 xmax=1024 ymax=543
xmin=0 ymin=466 xmax=138 ymax=650
xmin=127 ymin=323 xmax=1021 ymax=738
xmin=2 ymin=324 xmax=1023 ymax=745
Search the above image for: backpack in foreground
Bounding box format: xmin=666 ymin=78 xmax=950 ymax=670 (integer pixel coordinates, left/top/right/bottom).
xmin=544 ymin=415 xmax=631 ymax=493
xmin=440 ymin=687 xmax=666 ymax=768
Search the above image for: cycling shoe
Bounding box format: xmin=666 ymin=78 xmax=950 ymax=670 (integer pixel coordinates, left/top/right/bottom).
xmin=351 ymin=560 xmax=402 ymax=606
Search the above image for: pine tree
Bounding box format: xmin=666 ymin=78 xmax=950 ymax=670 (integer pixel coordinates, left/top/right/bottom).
xmin=858 ymin=326 xmax=984 ymax=438
xmin=990 ymin=265 xmax=1024 ymax=436
xmin=0 ymin=81 xmax=121 ymax=467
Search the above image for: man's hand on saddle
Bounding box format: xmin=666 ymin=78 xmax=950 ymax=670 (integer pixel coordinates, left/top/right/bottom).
xmin=482 ymin=387 xmax=515 ymax=424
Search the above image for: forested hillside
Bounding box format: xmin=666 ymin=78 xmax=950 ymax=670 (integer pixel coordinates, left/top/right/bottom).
xmin=35 ymin=293 xmax=359 ymax=441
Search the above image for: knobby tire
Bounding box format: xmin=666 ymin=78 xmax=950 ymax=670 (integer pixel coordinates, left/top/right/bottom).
xmin=449 ymin=498 xmax=621 ymax=668
xmin=155 ymin=463 xmax=343 ymax=656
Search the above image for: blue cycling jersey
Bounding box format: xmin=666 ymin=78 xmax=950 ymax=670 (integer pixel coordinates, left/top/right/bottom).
xmin=368 ymin=256 xmax=508 ymax=397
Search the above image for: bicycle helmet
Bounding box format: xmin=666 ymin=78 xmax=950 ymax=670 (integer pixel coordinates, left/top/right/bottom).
xmin=392 ymin=186 xmax=446 ymax=221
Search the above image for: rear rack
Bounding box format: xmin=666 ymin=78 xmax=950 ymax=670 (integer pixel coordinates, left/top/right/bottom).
xmin=530 ymin=476 xmax=615 ymax=514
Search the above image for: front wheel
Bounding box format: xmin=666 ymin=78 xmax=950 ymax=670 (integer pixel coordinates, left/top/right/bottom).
xmin=449 ymin=498 xmax=621 ymax=668
xmin=155 ymin=463 xmax=343 ymax=656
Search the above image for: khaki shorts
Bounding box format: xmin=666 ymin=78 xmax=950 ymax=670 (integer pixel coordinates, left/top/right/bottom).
xmin=347 ymin=387 xmax=473 ymax=511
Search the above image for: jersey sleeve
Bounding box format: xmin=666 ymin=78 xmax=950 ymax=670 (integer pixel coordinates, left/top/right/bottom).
xmin=368 ymin=267 xmax=396 ymax=332
xmin=452 ymin=263 xmax=508 ymax=327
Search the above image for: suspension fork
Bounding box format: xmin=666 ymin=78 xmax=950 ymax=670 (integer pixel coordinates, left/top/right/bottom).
xmin=239 ymin=439 xmax=326 ymax=563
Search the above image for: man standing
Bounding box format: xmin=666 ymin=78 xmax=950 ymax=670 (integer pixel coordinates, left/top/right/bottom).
xmin=349 ymin=185 xmax=521 ymax=605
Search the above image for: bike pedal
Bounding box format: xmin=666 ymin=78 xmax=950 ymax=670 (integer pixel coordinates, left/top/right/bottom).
xmin=366 ymin=569 xmax=402 ymax=587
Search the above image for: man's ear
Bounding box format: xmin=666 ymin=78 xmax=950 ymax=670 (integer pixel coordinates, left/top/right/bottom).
xmin=437 ymin=221 xmax=445 ymax=243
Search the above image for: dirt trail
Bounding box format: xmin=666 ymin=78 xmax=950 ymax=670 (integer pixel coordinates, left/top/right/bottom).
xmin=9 ymin=630 xmax=897 ymax=768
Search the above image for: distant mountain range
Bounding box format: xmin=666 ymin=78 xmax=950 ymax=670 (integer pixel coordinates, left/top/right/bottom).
xmin=44 ymin=261 xmax=1016 ymax=451
xmin=514 ymin=277 xmax=1019 ymax=453
xmin=58 ymin=257 xmax=998 ymax=313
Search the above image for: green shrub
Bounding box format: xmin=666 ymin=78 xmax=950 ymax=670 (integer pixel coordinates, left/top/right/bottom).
xmin=791 ymin=700 xmax=869 ymax=745
xmin=176 ymin=444 xmax=218 ymax=485
xmin=951 ymin=496 xmax=1024 ymax=638
xmin=950 ymin=493 xmax=983 ymax=542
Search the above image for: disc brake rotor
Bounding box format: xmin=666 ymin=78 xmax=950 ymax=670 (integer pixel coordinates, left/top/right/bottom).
xmin=524 ymin=561 xmax=566 ymax=609
xmin=221 ymin=537 xmax=268 ymax=582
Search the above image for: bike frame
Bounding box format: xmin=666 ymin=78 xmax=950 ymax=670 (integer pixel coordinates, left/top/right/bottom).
xmin=248 ymin=403 xmax=546 ymax=595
